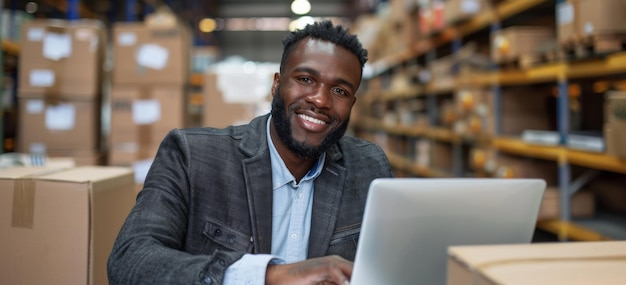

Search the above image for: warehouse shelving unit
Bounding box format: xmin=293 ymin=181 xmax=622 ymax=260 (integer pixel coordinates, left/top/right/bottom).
xmin=352 ymin=0 xmax=626 ymax=242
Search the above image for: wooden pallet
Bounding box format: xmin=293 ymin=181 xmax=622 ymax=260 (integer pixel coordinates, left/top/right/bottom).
xmin=562 ymin=33 xmax=626 ymax=60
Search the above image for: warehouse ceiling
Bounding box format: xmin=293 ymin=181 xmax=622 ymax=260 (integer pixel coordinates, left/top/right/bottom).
xmin=3 ymin=0 xmax=378 ymax=61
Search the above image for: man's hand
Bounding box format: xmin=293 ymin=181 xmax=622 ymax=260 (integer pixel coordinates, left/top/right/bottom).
xmin=265 ymin=255 xmax=353 ymax=285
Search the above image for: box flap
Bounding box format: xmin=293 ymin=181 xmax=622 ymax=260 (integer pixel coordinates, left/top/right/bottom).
xmin=449 ymin=241 xmax=626 ymax=284
xmin=36 ymin=166 xmax=133 ymax=183
xmin=0 ymin=165 xmax=71 ymax=179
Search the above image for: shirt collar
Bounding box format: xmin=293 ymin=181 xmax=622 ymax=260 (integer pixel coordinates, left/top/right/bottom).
xmin=266 ymin=116 xmax=326 ymax=190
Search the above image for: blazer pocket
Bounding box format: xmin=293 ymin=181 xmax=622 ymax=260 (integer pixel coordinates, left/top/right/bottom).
xmin=329 ymin=223 xmax=361 ymax=246
xmin=203 ymin=219 xmax=252 ymax=252
xmin=327 ymin=224 xmax=361 ymax=260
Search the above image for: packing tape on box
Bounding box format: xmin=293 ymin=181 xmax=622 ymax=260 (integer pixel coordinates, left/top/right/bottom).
xmin=12 ymin=179 xmax=36 ymax=229
xmin=138 ymin=86 xmax=155 ymax=148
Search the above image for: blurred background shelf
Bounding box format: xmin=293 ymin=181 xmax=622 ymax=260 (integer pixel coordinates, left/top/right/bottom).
xmin=1 ymin=40 xmax=19 ymax=56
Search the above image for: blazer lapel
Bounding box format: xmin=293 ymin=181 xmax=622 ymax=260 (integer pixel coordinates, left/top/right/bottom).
xmin=307 ymin=159 xmax=346 ymax=258
xmin=239 ymin=115 xmax=274 ymax=254
xmin=242 ymin=154 xmax=274 ymax=254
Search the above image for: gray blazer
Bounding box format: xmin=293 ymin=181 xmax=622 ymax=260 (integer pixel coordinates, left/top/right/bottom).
xmin=107 ymin=114 xmax=393 ymax=285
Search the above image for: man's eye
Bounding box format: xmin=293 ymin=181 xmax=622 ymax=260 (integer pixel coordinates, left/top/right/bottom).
xmin=333 ymin=87 xmax=348 ymax=96
xmin=299 ymin=77 xmax=313 ymax=83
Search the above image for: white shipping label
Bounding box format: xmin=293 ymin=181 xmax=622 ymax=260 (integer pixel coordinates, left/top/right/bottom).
xmin=45 ymin=104 xmax=76 ymax=131
xmin=584 ymin=22 xmax=594 ymax=35
xmin=132 ymin=159 xmax=154 ymax=184
xmin=136 ymin=44 xmax=169 ymax=70
xmin=43 ymin=32 xmax=73 ymax=60
xmin=460 ymin=0 xmax=480 ymax=14
xmin=557 ymin=2 xmax=574 ymax=25
xmin=117 ymin=32 xmax=137 ymax=46
xmin=27 ymin=27 xmax=45 ymax=41
xmin=132 ymin=99 xmax=161 ymax=125
xmin=26 ymin=99 xmax=45 ymax=114
xmin=29 ymin=69 xmax=55 ymax=87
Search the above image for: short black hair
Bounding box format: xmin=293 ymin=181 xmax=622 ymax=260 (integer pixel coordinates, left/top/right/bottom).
xmin=280 ymin=20 xmax=368 ymax=74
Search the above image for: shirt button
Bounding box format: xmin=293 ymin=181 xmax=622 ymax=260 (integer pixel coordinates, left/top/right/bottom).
xmin=291 ymin=233 xmax=298 ymax=239
xmin=203 ymin=276 xmax=213 ymax=284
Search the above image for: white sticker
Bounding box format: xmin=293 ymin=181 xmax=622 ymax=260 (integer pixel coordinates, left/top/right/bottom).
xmin=43 ymin=32 xmax=72 ymax=60
xmin=45 ymin=104 xmax=76 ymax=131
xmin=132 ymin=99 xmax=161 ymax=125
xmin=132 ymin=159 xmax=154 ymax=184
xmin=557 ymin=2 xmax=574 ymax=25
xmin=460 ymin=0 xmax=480 ymax=14
xmin=117 ymin=32 xmax=137 ymax=46
xmin=27 ymin=27 xmax=45 ymax=41
xmin=26 ymin=99 xmax=45 ymax=114
xmin=584 ymin=22 xmax=594 ymax=35
xmin=29 ymin=69 xmax=55 ymax=87
xmin=136 ymin=44 xmax=169 ymax=70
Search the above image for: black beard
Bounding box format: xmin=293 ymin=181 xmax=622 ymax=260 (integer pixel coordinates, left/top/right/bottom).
xmin=270 ymin=87 xmax=349 ymax=160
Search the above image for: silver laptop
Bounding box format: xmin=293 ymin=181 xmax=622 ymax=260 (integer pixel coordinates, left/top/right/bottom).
xmin=350 ymin=178 xmax=546 ymax=285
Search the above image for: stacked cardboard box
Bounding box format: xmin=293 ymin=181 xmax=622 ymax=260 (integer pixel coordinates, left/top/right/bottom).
xmin=16 ymin=19 xmax=106 ymax=165
xmin=109 ymin=11 xmax=191 ymax=190
xmin=443 ymin=0 xmax=491 ymax=26
xmin=559 ymin=0 xmax=626 ymax=42
xmin=448 ymin=241 xmax=626 ymax=284
xmin=0 ymin=165 xmax=135 ymax=285
xmin=491 ymin=26 xmax=555 ymax=66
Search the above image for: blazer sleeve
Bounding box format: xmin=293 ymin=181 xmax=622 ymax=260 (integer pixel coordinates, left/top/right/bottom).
xmin=107 ymin=129 xmax=244 ymax=285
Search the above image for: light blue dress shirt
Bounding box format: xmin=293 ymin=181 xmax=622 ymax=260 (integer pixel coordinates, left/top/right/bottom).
xmin=222 ymin=117 xmax=325 ymax=284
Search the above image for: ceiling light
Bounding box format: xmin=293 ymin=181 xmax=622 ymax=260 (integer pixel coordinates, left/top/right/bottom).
xmin=25 ymin=2 xmax=38 ymax=14
xmin=289 ymin=16 xmax=315 ymax=31
xmin=291 ymin=0 xmax=311 ymax=15
xmin=199 ymin=18 xmax=217 ymax=33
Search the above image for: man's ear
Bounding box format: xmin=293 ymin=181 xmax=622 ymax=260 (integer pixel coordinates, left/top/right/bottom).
xmin=271 ymin=72 xmax=280 ymax=96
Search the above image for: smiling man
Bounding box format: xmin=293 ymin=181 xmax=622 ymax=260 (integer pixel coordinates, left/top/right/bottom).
xmin=107 ymin=20 xmax=393 ymax=285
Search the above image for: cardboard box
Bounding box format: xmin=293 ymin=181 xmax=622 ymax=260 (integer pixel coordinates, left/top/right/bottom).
xmin=486 ymin=87 xmax=552 ymax=136
xmin=112 ymin=22 xmax=190 ymax=85
xmin=444 ymin=0 xmax=490 ymax=26
xmin=493 ymin=153 xmax=558 ymax=186
xmin=588 ymin=178 xmax=626 ymax=213
xmin=0 ymin=166 xmax=135 ymax=285
xmin=491 ymin=26 xmax=555 ymax=64
xmin=577 ymin=0 xmax=626 ymax=36
xmin=17 ymin=97 xmax=101 ymax=152
xmin=108 ymin=144 xmax=159 ymax=167
xmin=203 ymin=72 xmax=271 ymax=129
xmin=604 ymin=91 xmax=626 ymax=159
xmin=537 ymin=187 xmax=595 ymax=220
xmin=18 ymin=19 xmax=105 ymax=98
xmin=557 ymin=0 xmax=578 ymax=43
xmin=47 ymin=149 xmax=106 ymax=166
xmin=448 ymin=241 xmax=626 ymax=285
xmin=109 ymin=84 xmax=187 ymax=148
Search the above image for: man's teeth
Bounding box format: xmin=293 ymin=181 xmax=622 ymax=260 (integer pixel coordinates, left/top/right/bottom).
xmin=299 ymin=114 xmax=326 ymax=124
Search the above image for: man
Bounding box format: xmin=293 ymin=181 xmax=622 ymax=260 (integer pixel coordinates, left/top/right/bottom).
xmin=108 ymin=20 xmax=393 ymax=285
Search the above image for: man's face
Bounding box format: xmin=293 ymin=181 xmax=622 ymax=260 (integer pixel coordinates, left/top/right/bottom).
xmin=271 ymin=37 xmax=361 ymax=159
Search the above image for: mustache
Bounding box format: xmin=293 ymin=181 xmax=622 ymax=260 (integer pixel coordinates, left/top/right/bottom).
xmin=292 ymin=104 xmax=335 ymax=123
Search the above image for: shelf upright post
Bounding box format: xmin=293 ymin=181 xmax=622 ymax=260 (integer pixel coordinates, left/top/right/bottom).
xmin=425 ymin=49 xmax=438 ymax=126
xmin=451 ymin=38 xmax=464 ymax=177
xmin=0 ymin=0 xmax=4 ymax=153
xmin=557 ymin=77 xmax=572 ymax=241
xmin=555 ymin=0 xmax=572 ymax=241
xmin=489 ymin=20 xmax=503 ymax=135
xmin=67 ymin=0 xmax=79 ymax=20
xmin=126 ymin=0 xmax=137 ymax=22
